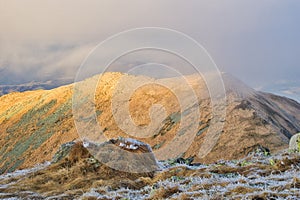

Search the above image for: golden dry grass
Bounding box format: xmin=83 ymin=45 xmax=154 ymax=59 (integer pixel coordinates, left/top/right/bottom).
xmin=1 ymin=72 xmax=299 ymax=176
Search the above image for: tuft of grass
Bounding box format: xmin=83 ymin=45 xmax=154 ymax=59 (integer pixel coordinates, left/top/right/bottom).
xmin=269 ymin=159 xmax=275 ymax=166
xmin=147 ymin=185 xmax=181 ymax=200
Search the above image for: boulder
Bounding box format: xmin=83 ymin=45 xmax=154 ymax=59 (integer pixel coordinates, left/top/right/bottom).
xmin=86 ymin=137 xmax=159 ymax=174
xmin=289 ymin=133 xmax=300 ymax=152
xmin=49 ymin=138 xmax=159 ymax=179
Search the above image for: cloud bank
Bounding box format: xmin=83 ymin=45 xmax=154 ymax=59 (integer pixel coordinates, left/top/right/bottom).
xmin=0 ymin=0 xmax=299 ymax=93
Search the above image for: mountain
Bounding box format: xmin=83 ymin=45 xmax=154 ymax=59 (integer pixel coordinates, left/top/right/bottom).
xmin=0 ymin=78 xmax=73 ymax=96
xmin=0 ymin=72 xmax=300 ymax=174
xmin=258 ymin=80 xmax=300 ymax=103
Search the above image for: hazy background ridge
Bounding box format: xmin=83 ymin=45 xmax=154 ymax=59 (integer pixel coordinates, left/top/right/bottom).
xmin=0 ymin=0 xmax=299 ymax=100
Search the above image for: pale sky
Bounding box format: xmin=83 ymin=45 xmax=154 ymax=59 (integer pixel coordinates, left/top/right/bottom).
xmin=0 ymin=0 xmax=299 ymax=100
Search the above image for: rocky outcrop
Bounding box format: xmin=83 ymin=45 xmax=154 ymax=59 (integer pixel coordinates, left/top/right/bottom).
xmin=85 ymin=137 xmax=159 ymax=174
xmin=289 ymin=133 xmax=300 ymax=152
xmin=0 ymin=140 xmax=159 ymax=197
xmin=52 ymin=138 xmax=159 ymax=175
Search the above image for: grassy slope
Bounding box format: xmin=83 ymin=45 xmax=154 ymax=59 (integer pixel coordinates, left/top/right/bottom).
xmin=0 ymin=72 xmax=299 ymax=174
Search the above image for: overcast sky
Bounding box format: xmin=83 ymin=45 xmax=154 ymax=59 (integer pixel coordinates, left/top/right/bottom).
xmin=0 ymin=0 xmax=299 ymax=100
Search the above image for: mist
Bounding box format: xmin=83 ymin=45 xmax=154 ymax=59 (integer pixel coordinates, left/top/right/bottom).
xmin=0 ymin=0 xmax=299 ymax=100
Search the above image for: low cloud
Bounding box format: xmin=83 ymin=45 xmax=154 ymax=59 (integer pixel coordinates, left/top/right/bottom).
xmin=0 ymin=0 xmax=299 ymax=89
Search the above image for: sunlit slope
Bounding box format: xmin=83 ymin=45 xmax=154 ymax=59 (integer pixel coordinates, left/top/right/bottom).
xmin=0 ymin=72 xmax=300 ymax=174
xmin=0 ymin=85 xmax=78 ymax=173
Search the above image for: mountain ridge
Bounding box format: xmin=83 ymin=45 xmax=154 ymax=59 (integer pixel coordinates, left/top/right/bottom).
xmin=0 ymin=78 xmax=73 ymax=96
xmin=0 ymin=72 xmax=299 ymax=174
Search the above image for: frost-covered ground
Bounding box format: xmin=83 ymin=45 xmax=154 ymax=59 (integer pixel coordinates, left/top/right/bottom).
xmin=79 ymin=155 xmax=300 ymax=200
xmin=0 ymin=152 xmax=299 ymax=200
xmin=0 ymin=162 xmax=50 ymax=200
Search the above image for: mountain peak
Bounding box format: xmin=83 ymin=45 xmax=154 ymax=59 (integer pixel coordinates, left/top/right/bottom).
xmin=221 ymin=72 xmax=256 ymax=99
xmin=0 ymin=72 xmax=300 ymax=174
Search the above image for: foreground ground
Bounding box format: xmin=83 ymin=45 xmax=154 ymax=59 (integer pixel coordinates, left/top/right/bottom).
xmin=0 ymin=143 xmax=299 ymax=200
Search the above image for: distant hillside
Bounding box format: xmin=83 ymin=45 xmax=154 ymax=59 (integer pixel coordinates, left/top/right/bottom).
xmin=0 ymin=72 xmax=300 ymax=174
xmin=259 ymin=81 xmax=300 ymax=103
xmin=0 ymin=79 xmax=73 ymax=96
